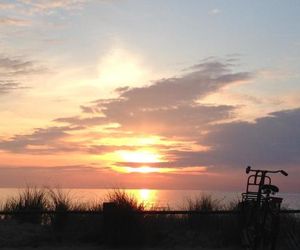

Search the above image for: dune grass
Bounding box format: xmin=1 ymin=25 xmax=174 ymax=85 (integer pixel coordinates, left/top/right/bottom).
xmin=3 ymin=187 xmax=48 ymax=224
xmin=106 ymin=189 xmax=144 ymax=212
xmin=183 ymin=194 xmax=240 ymax=247
xmin=186 ymin=194 xmax=221 ymax=211
xmin=102 ymin=190 xmax=145 ymax=246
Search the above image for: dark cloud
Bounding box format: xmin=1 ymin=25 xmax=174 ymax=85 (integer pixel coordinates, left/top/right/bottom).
xmin=80 ymin=105 xmax=102 ymax=114
xmin=86 ymin=145 xmax=139 ymax=154
xmin=54 ymin=116 xmax=106 ymax=127
xmin=0 ymin=125 xmax=143 ymax=154
xmin=109 ymin=107 xmax=299 ymax=173
xmin=0 ymin=126 xmax=79 ymax=154
xmin=2 ymin=59 xmax=254 ymax=155
xmin=103 ymin=104 xmax=234 ymax=136
xmin=112 ymin=60 xmax=250 ymax=109
xmin=165 ymin=108 xmax=300 ymax=169
xmin=57 ymin=59 xmax=250 ymax=136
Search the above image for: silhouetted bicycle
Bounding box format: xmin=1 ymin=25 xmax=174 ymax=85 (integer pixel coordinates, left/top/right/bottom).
xmin=240 ymin=166 xmax=288 ymax=250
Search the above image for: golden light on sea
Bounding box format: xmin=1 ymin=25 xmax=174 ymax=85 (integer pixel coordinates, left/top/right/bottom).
xmin=131 ymin=189 xmax=157 ymax=208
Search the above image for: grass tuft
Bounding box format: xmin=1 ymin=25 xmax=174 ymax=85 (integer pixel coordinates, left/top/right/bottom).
xmin=106 ymin=189 xmax=144 ymax=212
xmin=3 ymin=187 xmax=48 ymax=224
xmin=186 ymin=194 xmax=221 ymax=211
xmin=48 ymin=188 xmax=73 ymax=232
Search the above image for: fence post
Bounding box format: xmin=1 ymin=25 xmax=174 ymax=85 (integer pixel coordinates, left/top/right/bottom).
xmin=103 ymin=202 xmax=117 ymax=244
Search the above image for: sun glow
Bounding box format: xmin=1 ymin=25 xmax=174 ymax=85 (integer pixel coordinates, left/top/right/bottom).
xmin=128 ymin=189 xmax=157 ymax=208
xmin=127 ymin=166 xmax=170 ymax=173
xmin=111 ymin=165 xmax=173 ymax=174
xmin=97 ymin=48 xmax=149 ymax=88
xmin=118 ymin=150 xmax=161 ymax=163
xmin=137 ymin=189 xmax=156 ymax=205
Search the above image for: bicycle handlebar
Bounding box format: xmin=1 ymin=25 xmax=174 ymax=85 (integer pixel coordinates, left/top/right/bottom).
xmin=246 ymin=166 xmax=288 ymax=176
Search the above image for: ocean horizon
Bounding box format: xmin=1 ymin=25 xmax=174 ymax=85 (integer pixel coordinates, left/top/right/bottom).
xmin=0 ymin=188 xmax=299 ymax=210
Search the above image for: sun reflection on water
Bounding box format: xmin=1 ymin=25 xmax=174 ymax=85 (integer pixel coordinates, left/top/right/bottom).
xmin=130 ymin=189 xmax=158 ymax=209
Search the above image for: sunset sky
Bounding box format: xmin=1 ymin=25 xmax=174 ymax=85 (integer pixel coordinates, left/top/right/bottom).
xmin=0 ymin=0 xmax=299 ymax=191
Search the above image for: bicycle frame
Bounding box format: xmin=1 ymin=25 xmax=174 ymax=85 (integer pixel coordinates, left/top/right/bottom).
xmin=240 ymin=166 xmax=288 ymax=250
xmin=242 ymin=166 xmax=288 ymax=206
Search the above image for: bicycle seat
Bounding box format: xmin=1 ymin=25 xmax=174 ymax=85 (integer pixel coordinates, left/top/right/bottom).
xmin=261 ymin=184 xmax=279 ymax=193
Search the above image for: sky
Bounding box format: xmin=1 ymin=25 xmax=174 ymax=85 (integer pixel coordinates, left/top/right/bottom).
xmin=0 ymin=0 xmax=299 ymax=191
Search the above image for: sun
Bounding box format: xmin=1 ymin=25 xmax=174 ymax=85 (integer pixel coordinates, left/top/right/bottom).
xmin=126 ymin=166 xmax=167 ymax=174
xmin=111 ymin=149 xmax=171 ymax=174
xmin=112 ymin=165 xmax=173 ymax=174
xmin=118 ymin=150 xmax=161 ymax=163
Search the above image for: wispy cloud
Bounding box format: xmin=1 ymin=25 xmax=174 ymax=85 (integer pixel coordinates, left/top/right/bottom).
xmin=0 ymin=54 xmax=46 ymax=94
xmin=0 ymin=3 xmax=16 ymax=10
xmin=0 ymin=80 xmax=27 ymax=95
xmin=0 ymin=126 xmax=75 ymax=154
xmin=0 ymin=55 xmax=46 ymax=76
xmin=0 ymin=17 xmax=31 ymax=26
xmin=0 ymin=0 xmax=90 ymax=19
xmin=18 ymin=0 xmax=90 ymax=14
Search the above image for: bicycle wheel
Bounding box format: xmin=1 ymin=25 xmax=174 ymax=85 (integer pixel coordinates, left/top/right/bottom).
xmin=240 ymin=200 xmax=260 ymax=249
xmin=258 ymin=203 xmax=281 ymax=249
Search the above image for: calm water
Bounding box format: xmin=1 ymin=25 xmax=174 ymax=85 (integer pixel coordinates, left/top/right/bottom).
xmin=0 ymin=188 xmax=299 ymax=209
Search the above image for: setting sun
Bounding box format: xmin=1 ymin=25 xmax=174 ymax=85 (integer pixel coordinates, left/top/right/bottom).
xmin=126 ymin=166 xmax=169 ymax=173
xmin=111 ymin=165 xmax=173 ymax=174
xmin=118 ymin=150 xmax=161 ymax=163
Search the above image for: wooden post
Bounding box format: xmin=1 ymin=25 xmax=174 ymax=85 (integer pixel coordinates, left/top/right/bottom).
xmin=102 ymin=201 xmax=143 ymax=245
xmin=103 ymin=202 xmax=117 ymax=244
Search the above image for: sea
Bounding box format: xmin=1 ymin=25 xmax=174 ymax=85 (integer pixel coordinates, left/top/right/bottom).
xmin=0 ymin=188 xmax=299 ymax=209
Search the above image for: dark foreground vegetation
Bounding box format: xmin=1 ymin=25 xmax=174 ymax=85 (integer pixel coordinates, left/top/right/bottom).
xmin=0 ymin=188 xmax=298 ymax=249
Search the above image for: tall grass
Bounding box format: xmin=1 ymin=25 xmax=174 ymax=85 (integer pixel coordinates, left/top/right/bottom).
xmin=48 ymin=188 xmax=72 ymax=233
xmin=186 ymin=194 xmax=221 ymax=211
xmin=183 ymin=194 xmax=240 ymax=247
xmin=3 ymin=187 xmax=48 ymax=224
xmin=279 ymin=213 xmax=300 ymax=249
